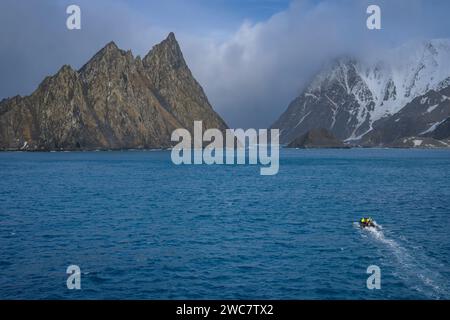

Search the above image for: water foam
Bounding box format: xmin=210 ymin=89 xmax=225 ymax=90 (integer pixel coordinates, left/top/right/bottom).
xmin=362 ymin=222 xmax=449 ymax=299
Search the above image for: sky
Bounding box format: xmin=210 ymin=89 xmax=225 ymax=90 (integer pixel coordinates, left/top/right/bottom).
xmin=2 ymin=0 xmax=450 ymax=128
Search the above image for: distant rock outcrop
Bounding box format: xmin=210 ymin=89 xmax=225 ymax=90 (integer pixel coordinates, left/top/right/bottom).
xmin=0 ymin=33 xmax=227 ymax=151
xmin=287 ymin=128 xmax=349 ymax=148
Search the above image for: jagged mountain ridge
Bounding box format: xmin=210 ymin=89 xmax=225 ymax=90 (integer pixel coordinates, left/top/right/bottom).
xmin=272 ymin=39 xmax=450 ymax=145
xmin=0 ymin=33 xmax=227 ymax=150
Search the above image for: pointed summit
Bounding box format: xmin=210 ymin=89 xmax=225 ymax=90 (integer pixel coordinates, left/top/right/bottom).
xmin=91 ymin=41 xmax=121 ymax=58
xmin=0 ymin=33 xmax=228 ymax=151
xmin=161 ymin=32 xmax=179 ymax=49
xmin=58 ymin=64 xmax=76 ymax=74
xmin=38 ymin=64 xmax=78 ymax=90
xmin=143 ymin=32 xmax=185 ymax=69
xmin=94 ymin=41 xmax=123 ymax=58
xmin=79 ymin=40 xmax=127 ymax=75
xmin=104 ymin=41 xmax=119 ymax=51
xmin=141 ymin=32 xmax=227 ymax=131
xmin=166 ymin=32 xmax=176 ymax=42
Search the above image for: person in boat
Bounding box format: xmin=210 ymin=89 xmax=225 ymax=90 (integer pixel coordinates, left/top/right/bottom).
xmin=360 ymin=217 xmax=375 ymax=228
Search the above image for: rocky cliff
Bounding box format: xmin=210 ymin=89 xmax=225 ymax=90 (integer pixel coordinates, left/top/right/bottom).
xmin=362 ymin=85 xmax=450 ymax=146
xmin=0 ymin=33 xmax=227 ymax=151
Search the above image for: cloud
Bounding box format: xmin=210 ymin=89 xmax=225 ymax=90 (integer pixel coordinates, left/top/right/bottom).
xmin=0 ymin=0 xmax=169 ymax=100
xmin=183 ymin=0 xmax=450 ymax=128
xmin=2 ymin=0 xmax=450 ymax=128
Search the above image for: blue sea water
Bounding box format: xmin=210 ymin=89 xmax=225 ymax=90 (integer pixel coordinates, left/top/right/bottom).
xmin=0 ymin=149 xmax=449 ymax=300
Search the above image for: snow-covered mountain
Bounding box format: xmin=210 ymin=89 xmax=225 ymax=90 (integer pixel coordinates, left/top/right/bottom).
xmin=272 ymin=39 xmax=450 ymax=145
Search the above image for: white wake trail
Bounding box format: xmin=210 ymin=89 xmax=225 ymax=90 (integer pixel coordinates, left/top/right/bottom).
xmin=362 ymin=223 xmax=449 ymax=299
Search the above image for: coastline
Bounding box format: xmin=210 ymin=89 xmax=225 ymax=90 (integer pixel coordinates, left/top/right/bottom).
xmin=2 ymin=146 xmax=450 ymax=152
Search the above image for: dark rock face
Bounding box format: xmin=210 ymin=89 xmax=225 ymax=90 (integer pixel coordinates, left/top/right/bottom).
xmin=362 ymin=86 xmax=450 ymax=146
xmin=431 ymin=117 xmax=450 ymax=140
xmin=0 ymin=33 xmax=227 ymax=151
xmin=287 ymin=128 xmax=349 ymax=149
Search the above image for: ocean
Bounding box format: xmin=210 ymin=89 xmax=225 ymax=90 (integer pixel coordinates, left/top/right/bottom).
xmin=0 ymin=149 xmax=449 ymax=299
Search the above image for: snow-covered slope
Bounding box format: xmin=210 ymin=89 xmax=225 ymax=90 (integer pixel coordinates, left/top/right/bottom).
xmin=272 ymin=39 xmax=450 ymax=144
xmin=357 ymin=39 xmax=450 ymax=128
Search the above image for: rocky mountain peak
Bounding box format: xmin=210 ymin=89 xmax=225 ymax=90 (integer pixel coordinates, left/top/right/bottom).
xmin=91 ymin=41 xmax=125 ymax=61
xmin=53 ymin=65 xmax=78 ymax=80
xmin=38 ymin=64 xmax=78 ymax=92
xmin=104 ymin=41 xmax=119 ymax=51
xmin=0 ymin=33 xmax=227 ymax=151
xmin=78 ymin=41 xmax=130 ymax=74
xmin=273 ymin=38 xmax=450 ymax=145
xmin=143 ymin=32 xmax=185 ymax=70
xmin=166 ymin=32 xmax=177 ymax=42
